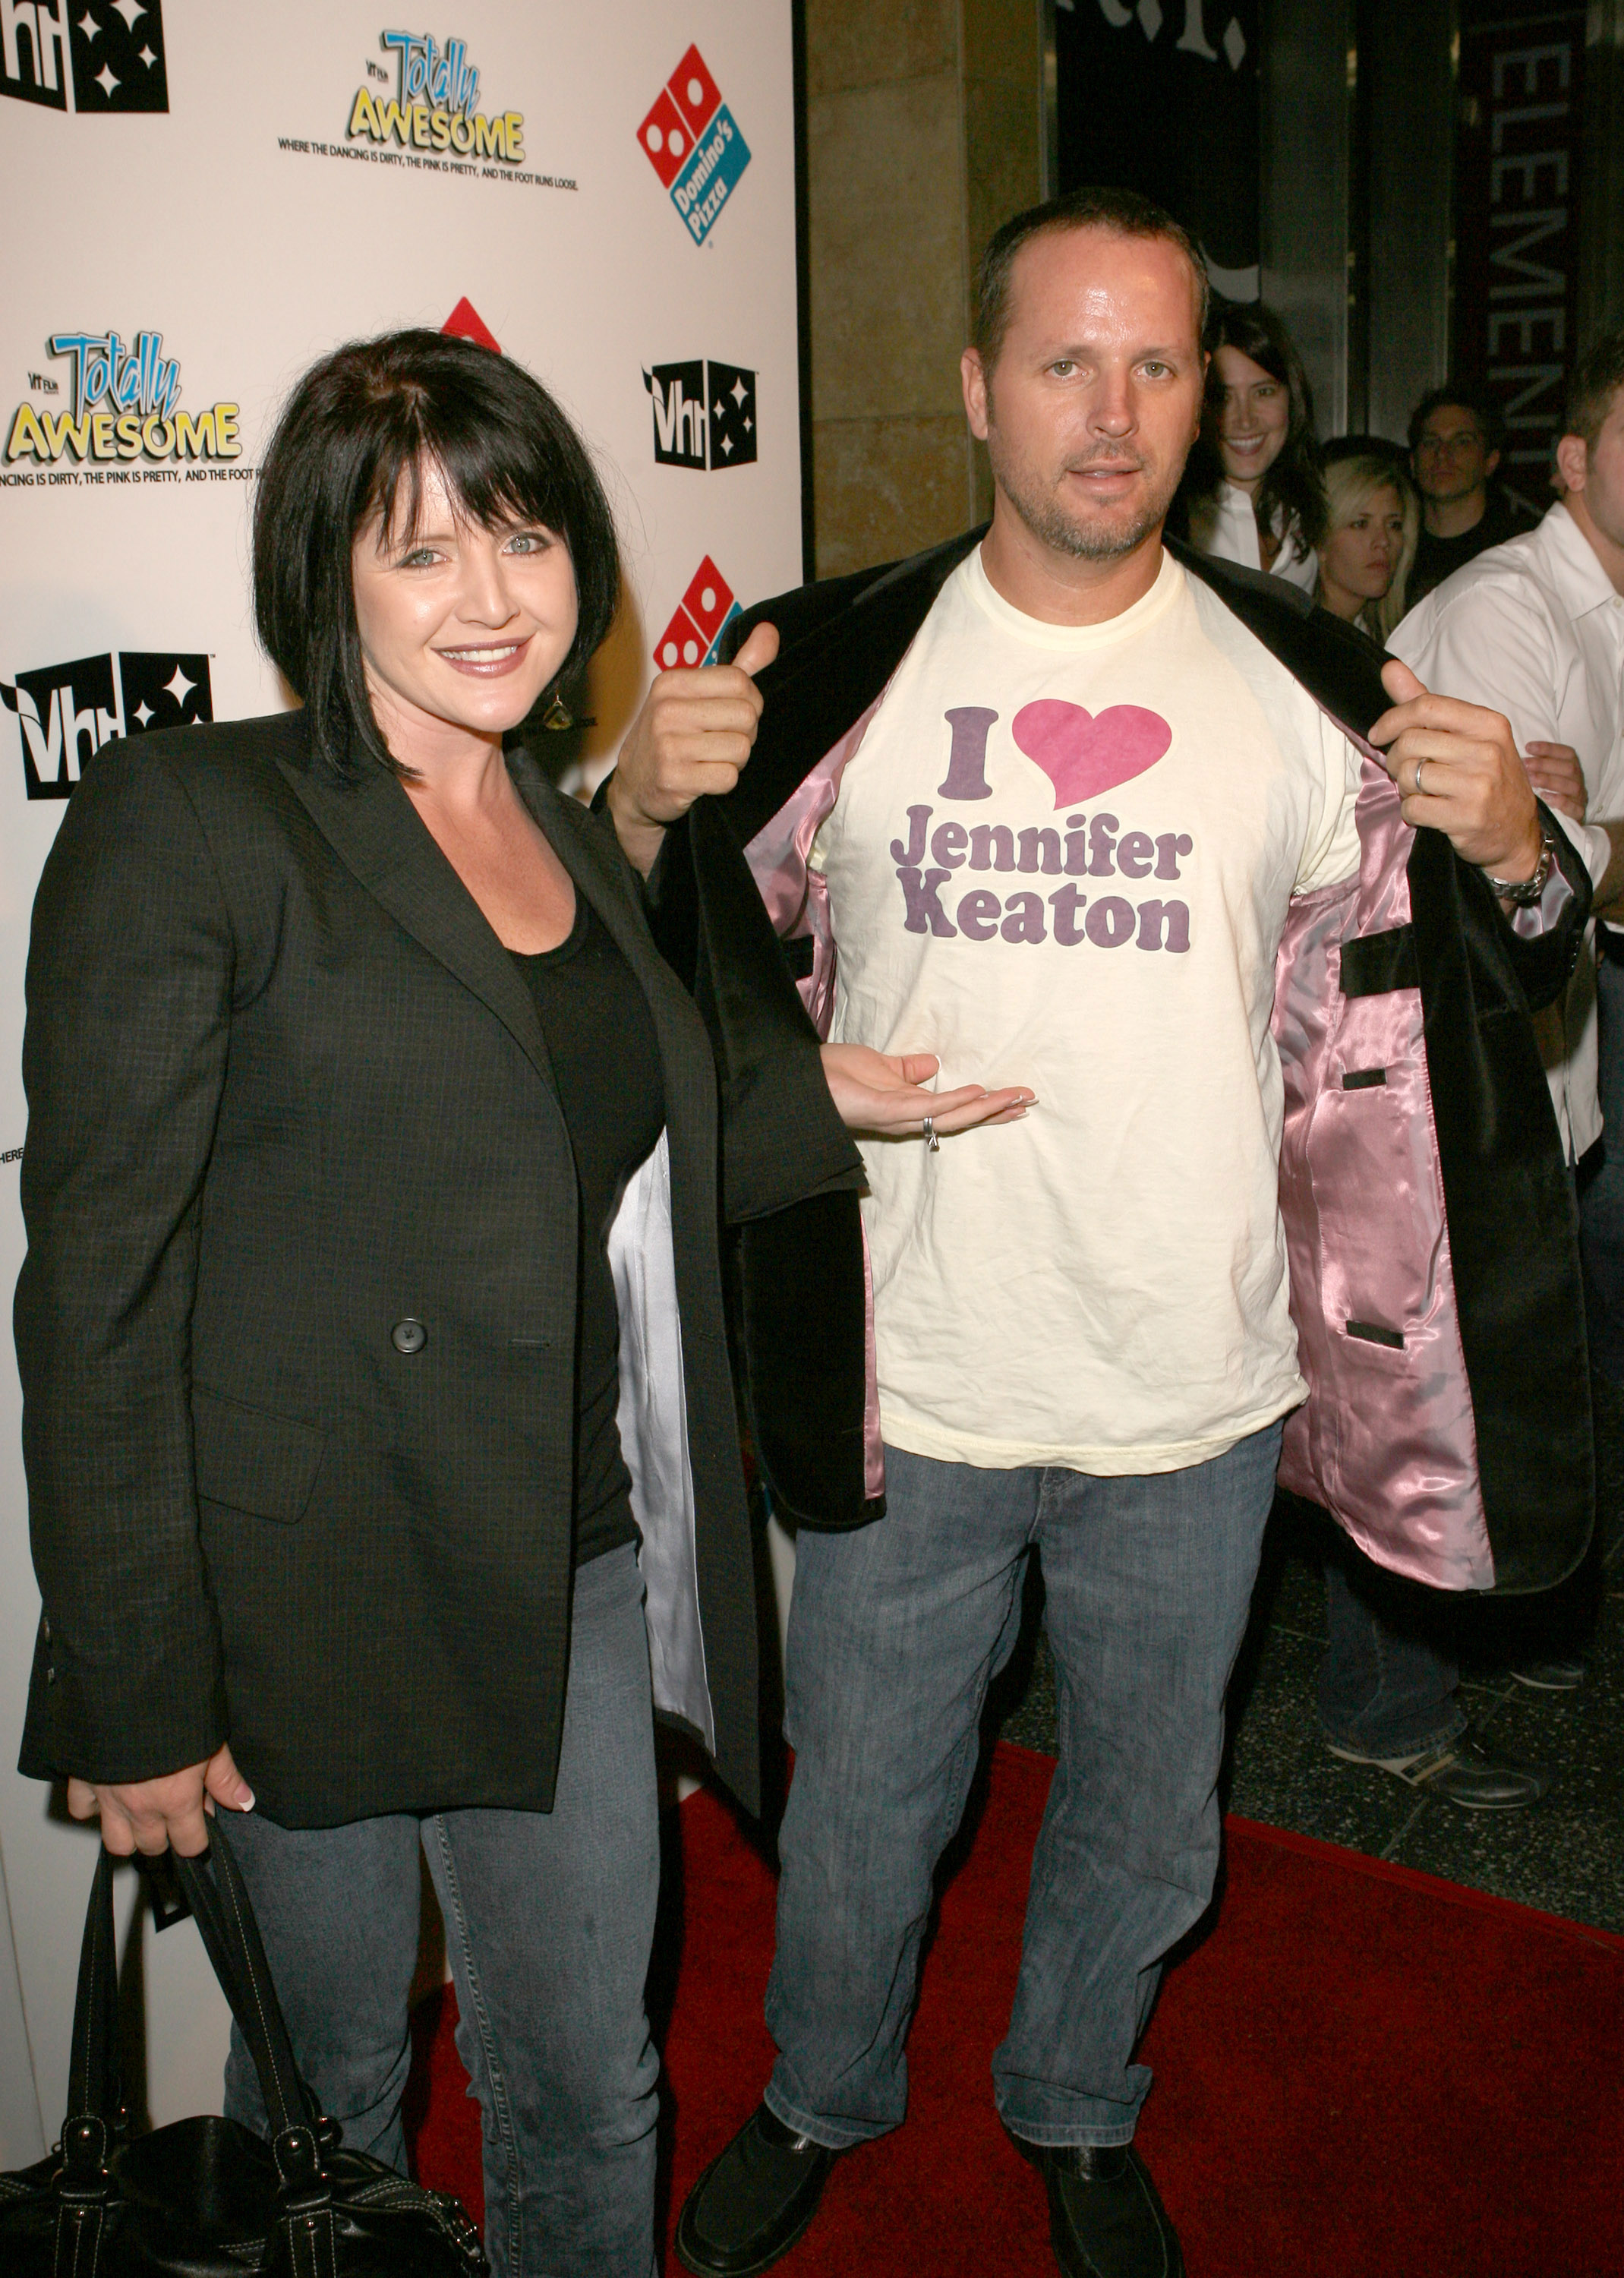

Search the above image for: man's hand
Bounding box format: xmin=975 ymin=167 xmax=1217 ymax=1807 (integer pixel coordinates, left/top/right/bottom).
xmin=605 ymin=622 xmax=780 ymax=876
xmin=1525 ymin=741 xmax=1587 ymax=824
xmin=1369 ymin=659 xmax=1543 ymax=882
xmin=820 ymin=1043 xmax=1034 ymax=1137
xmin=66 ymin=1740 xmax=254 ymax=1858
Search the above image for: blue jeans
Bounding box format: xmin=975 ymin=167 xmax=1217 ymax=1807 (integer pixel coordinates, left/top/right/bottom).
xmin=764 ymin=1426 xmax=1282 ymax=2151
xmin=1317 ymin=1542 xmax=1465 ymax=1759
xmin=221 ymin=1542 xmax=659 ymax=2278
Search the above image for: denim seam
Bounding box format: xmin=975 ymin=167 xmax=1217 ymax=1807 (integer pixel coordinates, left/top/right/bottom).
xmin=761 ymin=2081 xmax=879 ymax=2153
xmin=430 ymin=1815 xmax=525 ymax=2275
xmin=1002 ymin=2117 xmax=1138 ymax=2150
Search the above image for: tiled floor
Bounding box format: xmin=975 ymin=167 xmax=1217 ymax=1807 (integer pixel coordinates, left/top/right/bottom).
xmin=994 ymin=1377 xmax=1624 ymax=1934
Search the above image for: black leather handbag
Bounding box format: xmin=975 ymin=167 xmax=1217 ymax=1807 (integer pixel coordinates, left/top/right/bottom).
xmin=0 ymin=1817 xmax=487 ymax=2275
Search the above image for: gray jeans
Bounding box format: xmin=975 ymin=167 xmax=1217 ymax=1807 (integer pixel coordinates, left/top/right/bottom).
xmin=221 ymin=1541 xmax=659 ymax=2278
xmin=765 ymin=1426 xmax=1282 ymax=2152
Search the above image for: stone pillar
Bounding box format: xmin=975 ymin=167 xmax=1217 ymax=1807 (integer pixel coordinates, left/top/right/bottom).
xmin=804 ymin=0 xmax=1042 ymax=576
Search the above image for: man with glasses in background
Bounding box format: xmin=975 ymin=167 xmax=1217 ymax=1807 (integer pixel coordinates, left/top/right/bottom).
xmin=1407 ymin=381 xmax=1540 ymax=608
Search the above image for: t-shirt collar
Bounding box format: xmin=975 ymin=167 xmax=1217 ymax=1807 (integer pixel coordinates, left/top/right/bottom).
xmin=966 ymin=540 xmax=1183 ymax=650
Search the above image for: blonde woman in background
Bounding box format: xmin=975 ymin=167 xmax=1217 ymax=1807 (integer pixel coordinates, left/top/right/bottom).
xmin=1315 ymin=448 xmax=1420 ymax=642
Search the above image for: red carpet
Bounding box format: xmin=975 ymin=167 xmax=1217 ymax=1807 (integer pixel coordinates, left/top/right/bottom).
xmin=405 ymin=1743 xmax=1624 ymax=2276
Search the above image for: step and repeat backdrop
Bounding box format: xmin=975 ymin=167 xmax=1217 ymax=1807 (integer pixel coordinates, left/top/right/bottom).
xmin=0 ymin=0 xmax=801 ymax=2157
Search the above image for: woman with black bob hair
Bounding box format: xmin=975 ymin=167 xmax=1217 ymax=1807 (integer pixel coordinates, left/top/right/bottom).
xmin=14 ymin=327 xmax=805 ymax=2276
xmin=1176 ymin=300 xmax=1328 ymax=591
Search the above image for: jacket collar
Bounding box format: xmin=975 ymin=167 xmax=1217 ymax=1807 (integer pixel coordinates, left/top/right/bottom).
xmin=726 ymin=527 xmax=985 ymax=846
xmin=734 ymin=524 xmax=1392 ymax=820
xmin=276 ymin=733 xmax=559 ymax=1094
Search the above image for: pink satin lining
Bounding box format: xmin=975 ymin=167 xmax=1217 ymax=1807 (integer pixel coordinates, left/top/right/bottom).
xmin=1274 ymin=756 xmax=1494 ymax=1589
xmin=744 ymin=699 xmax=887 ymax=1498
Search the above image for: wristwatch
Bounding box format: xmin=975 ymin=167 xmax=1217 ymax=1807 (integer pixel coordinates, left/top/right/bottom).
xmin=1485 ymin=830 xmax=1556 ymax=907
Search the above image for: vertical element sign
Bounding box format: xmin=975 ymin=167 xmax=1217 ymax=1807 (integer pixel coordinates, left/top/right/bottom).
xmin=645 ymin=358 xmax=757 ymax=469
xmin=652 ymin=558 xmax=740 ymax=671
xmin=635 ymin=43 xmax=751 ymax=244
xmin=1451 ymin=14 xmax=1586 ymax=505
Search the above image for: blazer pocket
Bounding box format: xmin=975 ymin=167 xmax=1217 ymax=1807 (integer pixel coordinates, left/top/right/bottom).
xmin=192 ymin=1385 xmax=326 ymax=1525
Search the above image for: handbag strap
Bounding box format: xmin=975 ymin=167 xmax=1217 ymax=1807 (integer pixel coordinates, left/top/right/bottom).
xmin=172 ymin=1817 xmax=315 ymax=2141
xmin=63 ymin=1847 xmax=122 ymax=2131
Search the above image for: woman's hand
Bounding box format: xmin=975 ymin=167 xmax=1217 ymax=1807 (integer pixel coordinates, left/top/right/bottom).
xmin=1525 ymin=741 xmax=1587 ymax=824
xmin=821 ymin=1043 xmax=1034 ymax=1138
xmin=605 ymin=621 xmax=780 ymax=876
xmin=66 ymin=1740 xmax=254 ymax=1858
xmin=1369 ymin=658 xmax=1543 ymax=882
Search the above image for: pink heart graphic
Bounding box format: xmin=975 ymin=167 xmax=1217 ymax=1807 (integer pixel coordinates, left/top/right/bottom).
xmin=1011 ymin=700 xmax=1172 ymax=808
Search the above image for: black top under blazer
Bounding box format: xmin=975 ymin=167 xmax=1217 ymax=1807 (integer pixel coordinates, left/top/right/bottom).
xmin=15 ymin=708 xmax=763 ymax=1825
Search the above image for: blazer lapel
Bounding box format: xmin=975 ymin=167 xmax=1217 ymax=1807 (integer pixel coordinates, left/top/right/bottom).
xmin=276 ymin=746 xmax=557 ymax=1095
xmin=723 ymin=526 xmax=985 ymax=847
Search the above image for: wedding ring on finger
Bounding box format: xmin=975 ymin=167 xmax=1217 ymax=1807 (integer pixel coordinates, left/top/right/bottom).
xmin=1414 ymin=757 xmax=1427 ymax=797
xmin=922 ymin=1114 xmax=940 ymax=1152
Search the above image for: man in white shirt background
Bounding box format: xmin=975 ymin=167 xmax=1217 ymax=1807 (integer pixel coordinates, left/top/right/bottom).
xmin=1317 ymin=337 xmax=1624 ymax=1798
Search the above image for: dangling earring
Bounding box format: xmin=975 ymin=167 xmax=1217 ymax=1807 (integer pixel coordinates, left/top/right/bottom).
xmin=542 ymin=689 xmax=573 ymax=730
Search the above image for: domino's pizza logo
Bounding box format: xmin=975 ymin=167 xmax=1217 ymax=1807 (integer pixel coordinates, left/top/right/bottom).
xmin=653 ymin=557 xmax=740 ymax=673
xmin=635 ymin=44 xmax=750 ymax=245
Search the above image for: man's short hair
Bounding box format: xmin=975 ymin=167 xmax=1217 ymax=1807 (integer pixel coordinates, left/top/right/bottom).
xmin=254 ymin=328 xmax=620 ymax=784
xmin=971 ymin=187 xmax=1210 ymax=372
xmin=1565 ymin=331 xmax=1624 ymax=450
xmin=1406 ymin=381 xmax=1503 ymax=458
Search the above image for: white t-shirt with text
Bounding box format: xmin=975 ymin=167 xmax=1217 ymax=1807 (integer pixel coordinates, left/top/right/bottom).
xmin=812 ymin=547 xmax=1363 ymax=1473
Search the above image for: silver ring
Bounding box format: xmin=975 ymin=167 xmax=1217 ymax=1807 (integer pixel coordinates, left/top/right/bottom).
xmin=922 ymin=1114 xmax=940 ymax=1152
xmin=1414 ymin=756 xmax=1427 ymax=797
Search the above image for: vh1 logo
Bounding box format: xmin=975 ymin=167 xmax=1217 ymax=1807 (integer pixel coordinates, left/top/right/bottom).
xmin=644 ymin=358 xmax=756 ymax=472
xmin=1 ymin=0 xmax=169 ymax=112
xmin=2 ymin=648 xmax=211 ymax=797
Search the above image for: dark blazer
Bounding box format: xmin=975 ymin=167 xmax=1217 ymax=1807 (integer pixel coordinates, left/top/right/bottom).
xmin=16 ymin=707 xmax=761 ymax=1825
xmin=645 ymin=528 xmax=1593 ymax=1594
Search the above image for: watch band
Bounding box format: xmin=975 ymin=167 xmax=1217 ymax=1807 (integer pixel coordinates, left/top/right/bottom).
xmin=1485 ymin=831 xmax=1557 ymax=907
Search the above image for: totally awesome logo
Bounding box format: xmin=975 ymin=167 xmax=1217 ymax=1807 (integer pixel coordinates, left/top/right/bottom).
xmin=645 ymin=358 xmax=756 ymax=471
xmin=5 ymin=330 xmax=241 ymax=478
xmin=636 ymin=44 xmax=750 ymax=245
xmin=654 ymin=558 xmax=740 ymax=673
xmin=348 ymin=29 xmax=523 ymax=162
xmin=2 ymin=649 xmax=212 ymax=800
xmin=1 ymin=0 xmax=167 ymax=113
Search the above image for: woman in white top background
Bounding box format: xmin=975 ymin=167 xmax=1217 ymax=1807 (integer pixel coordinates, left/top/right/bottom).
xmin=1179 ymin=303 xmax=1326 ymax=592
xmin=1313 ymin=444 xmax=1421 ymax=643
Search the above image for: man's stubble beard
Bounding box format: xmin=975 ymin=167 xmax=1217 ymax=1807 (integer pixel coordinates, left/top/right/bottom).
xmin=984 ymin=422 xmax=1187 ymax=563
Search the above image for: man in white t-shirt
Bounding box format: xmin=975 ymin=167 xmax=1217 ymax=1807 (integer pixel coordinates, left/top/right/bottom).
xmin=607 ymin=191 xmax=1559 ymax=2278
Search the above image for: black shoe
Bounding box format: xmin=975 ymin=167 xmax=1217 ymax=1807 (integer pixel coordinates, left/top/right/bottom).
xmin=1328 ymin=1723 xmax=1552 ymax=1809
xmin=1040 ymin=2143 xmax=1184 ymax=2278
xmin=1511 ymin=1655 xmax=1587 ymax=1691
xmin=675 ymin=2103 xmax=840 ymax=2277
